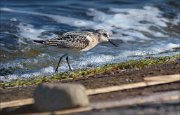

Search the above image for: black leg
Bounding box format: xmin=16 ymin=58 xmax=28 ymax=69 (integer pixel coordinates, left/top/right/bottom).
xmin=66 ymin=56 xmax=72 ymax=71
xmin=55 ymin=54 xmax=67 ymax=72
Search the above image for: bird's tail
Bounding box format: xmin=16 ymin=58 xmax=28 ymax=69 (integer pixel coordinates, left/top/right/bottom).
xmin=33 ymin=40 xmax=45 ymax=44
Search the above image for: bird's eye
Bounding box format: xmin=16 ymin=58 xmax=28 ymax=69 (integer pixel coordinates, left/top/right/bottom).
xmin=103 ymin=33 xmax=108 ymax=37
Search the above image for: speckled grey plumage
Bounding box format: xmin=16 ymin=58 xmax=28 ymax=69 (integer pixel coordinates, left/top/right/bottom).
xmin=44 ymin=31 xmax=93 ymax=50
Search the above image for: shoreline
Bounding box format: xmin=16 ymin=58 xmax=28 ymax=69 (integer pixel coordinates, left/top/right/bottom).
xmin=0 ymin=54 xmax=179 ymax=102
xmin=0 ymin=54 xmax=179 ymax=88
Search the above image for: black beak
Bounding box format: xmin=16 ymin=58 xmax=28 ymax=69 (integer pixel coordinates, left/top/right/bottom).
xmin=109 ymin=40 xmax=118 ymax=47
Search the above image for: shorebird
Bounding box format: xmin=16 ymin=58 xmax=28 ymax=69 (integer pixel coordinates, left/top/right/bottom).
xmin=34 ymin=29 xmax=117 ymax=72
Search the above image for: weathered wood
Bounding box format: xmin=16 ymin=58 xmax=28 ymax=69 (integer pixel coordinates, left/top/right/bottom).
xmin=26 ymin=106 xmax=91 ymax=115
xmin=86 ymin=74 xmax=180 ymax=95
xmin=0 ymin=98 xmax=34 ymax=110
xmin=91 ymin=90 xmax=180 ymax=110
xmin=1 ymin=74 xmax=179 ymax=110
xmin=144 ymin=74 xmax=180 ymax=81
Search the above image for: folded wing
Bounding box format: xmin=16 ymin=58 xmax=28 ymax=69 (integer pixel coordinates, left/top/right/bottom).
xmin=34 ymin=33 xmax=90 ymax=50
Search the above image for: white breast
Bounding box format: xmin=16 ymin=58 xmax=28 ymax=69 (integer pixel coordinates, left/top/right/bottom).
xmin=81 ymin=36 xmax=99 ymax=52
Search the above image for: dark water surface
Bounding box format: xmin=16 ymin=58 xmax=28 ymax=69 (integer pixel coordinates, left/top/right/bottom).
xmin=0 ymin=0 xmax=180 ymax=81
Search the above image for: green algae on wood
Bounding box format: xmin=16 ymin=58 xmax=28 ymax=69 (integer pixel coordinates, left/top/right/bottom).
xmin=0 ymin=55 xmax=179 ymax=88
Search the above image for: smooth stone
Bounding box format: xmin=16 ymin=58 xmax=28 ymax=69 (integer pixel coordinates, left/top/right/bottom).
xmin=34 ymin=83 xmax=89 ymax=112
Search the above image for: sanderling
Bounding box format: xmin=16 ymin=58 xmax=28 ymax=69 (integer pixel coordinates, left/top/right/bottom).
xmin=34 ymin=29 xmax=117 ymax=72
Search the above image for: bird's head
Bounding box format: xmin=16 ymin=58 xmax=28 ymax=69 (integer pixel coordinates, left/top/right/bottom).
xmin=95 ymin=29 xmax=117 ymax=47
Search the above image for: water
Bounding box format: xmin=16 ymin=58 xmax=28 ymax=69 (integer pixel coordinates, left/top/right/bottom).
xmin=0 ymin=0 xmax=180 ymax=81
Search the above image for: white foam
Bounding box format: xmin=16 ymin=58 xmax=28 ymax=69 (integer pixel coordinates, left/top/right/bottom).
xmin=1 ymin=6 xmax=178 ymax=42
xmin=0 ymin=66 xmax=55 ymax=82
xmin=78 ymin=54 xmax=115 ymax=67
xmin=88 ymin=6 xmax=171 ymax=41
xmin=16 ymin=22 xmax=58 ymax=41
xmin=10 ymin=18 xmax=17 ymax=22
xmin=151 ymin=43 xmax=180 ymax=53
xmin=0 ymin=8 xmax=14 ymax=12
xmin=18 ymin=23 xmax=46 ymax=40
xmin=109 ymin=6 xmax=169 ymax=27
xmin=40 ymin=66 xmax=54 ymax=73
xmin=112 ymin=29 xmax=151 ymax=42
xmin=166 ymin=43 xmax=179 ymax=49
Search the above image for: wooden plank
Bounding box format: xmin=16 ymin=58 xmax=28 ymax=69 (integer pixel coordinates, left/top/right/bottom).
xmin=91 ymin=90 xmax=180 ymax=110
xmin=26 ymin=107 xmax=92 ymax=115
xmin=86 ymin=74 xmax=180 ymax=95
xmin=144 ymin=74 xmax=180 ymax=81
xmin=0 ymin=74 xmax=179 ymax=110
xmin=0 ymin=98 xmax=34 ymax=110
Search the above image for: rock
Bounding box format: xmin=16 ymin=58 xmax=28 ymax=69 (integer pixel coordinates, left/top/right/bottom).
xmin=34 ymin=83 xmax=89 ymax=112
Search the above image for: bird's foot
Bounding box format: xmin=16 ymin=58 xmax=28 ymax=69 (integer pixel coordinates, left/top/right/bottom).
xmin=55 ymin=68 xmax=58 ymax=73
